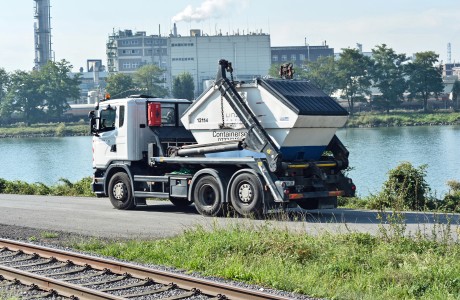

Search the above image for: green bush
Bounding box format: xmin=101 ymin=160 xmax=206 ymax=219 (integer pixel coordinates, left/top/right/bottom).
xmin=437 ymin=180 xmax=460 ymax=213
xmin=55 ymin=122 xmax=66 ymax=137
xmin=367 ymin=162 xmax=431 ymax=211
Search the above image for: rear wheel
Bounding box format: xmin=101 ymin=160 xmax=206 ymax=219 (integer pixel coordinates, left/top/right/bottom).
xmin=170 ymin=197 xmax=193 ymax=207
xmin=193 ymin=175 xmax=225 ymax=216
xmin=108 ymin=172 xmax=135 ymax=210
xmin=230 ymin=172 xmax=263 ymax=218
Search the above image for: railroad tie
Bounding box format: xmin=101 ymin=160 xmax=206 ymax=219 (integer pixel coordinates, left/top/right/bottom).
xmin=46 ymin=264 xmax=90 ymax=276
xmin=17 ymin=257 xmax=57 ymax=268
xmin=99 ymin=278 xmax=155 ymax=292
xmin=80 ymin=273 xmax=130 ymax=286
xmin=122 ymin=282 xmax=177 ymax=298
xmin=60 ymin=269 xmax=110 ymax=282
xmin=161 ymin=288 xmax=202 ymax=300
xmin=1 ymin=253 xmax=39 ymax=264
xmin=0 ymin=250 xmax=23 ymax=259
xmin=30 ymin=260 xmax=70 ymax=272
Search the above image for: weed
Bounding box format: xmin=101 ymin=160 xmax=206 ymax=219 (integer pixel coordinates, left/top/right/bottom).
xmin=40 ymin=232 xmax=59 ymax=239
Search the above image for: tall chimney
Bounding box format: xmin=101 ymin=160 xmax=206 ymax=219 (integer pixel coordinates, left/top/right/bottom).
xmin=173 ymin=23 xmax=178 ymax=37
xmin=34 ymin=0 xmax=52 ymax=70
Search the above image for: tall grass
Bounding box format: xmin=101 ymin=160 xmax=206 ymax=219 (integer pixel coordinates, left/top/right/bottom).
xmin=72 ymin=222 xmax=460 ymax=299
xmin=0 ymin=177 xmax=93 ymax=197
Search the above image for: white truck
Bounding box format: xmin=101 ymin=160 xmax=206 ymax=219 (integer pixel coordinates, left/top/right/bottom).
xmin=89 ymin=60 xmax=355 ymax=217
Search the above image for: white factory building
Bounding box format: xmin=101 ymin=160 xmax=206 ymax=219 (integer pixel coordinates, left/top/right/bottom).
xmin=107 ymin=26 xmax=271 ymax=97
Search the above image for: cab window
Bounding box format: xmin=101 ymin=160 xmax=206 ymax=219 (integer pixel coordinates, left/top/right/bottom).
xmin=161 ymin=107 xmax=175 ymax=126
xmin=99 ymin=107 xmax=116 ymax=132
xmin=119 ymin=105 xmax=125 ymax=128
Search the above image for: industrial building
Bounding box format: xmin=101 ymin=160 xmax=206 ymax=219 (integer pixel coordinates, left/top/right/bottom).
xmin=271 ymin=43 xmax=334 ymax=67
xmin=107 ymin=26 xmax=271 ymax=96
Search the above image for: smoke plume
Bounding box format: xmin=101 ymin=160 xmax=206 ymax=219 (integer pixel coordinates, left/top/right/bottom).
xmin=172 ymin=0 xmax=243 ymax=23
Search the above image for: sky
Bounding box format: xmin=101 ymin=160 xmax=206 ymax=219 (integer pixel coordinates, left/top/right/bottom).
xmin=1 ymin=0 xmax=459 ymax=72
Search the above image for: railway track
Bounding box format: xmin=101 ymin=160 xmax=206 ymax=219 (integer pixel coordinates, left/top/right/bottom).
xmin=0 ymin=238 xmax=293 ymax=300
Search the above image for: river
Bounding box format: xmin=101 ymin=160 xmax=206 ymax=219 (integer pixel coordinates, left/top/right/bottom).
xmin=0 ymin=126 xmax=458 ymax=197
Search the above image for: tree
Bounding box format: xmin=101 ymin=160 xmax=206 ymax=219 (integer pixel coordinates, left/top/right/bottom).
xmin=0 ymin=68 xmax=10 ymax=121
xmin=4 ymin=70 xmax=46 ymax=124
xmin=406 ymin=51 xmax=444 ymax=112
xmin=301 ymin=56 xmax=339 ymax=95
xmin=369 ymin=44 xmax=408 ymax=113
xmin=451 ymin=79 xmax=460 ymax=110
xmin=40 ymin=60 xmax=81 ymax=119
xmin=133 ymin=64 xmax=168 ymax=97
xmin=172 ymin=72 xmax=195 ymax=100
xmin=105 ymin=73 xmax=136 ymax=98
xmin=336 ymin=48 xmax=372 ymax=115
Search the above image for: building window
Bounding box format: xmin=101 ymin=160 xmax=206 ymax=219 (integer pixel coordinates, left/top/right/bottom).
xmin=281 ymin=55 xmax=287 ymax=62
xmin=291 ymin=54 xmax=297 ymax=61
xmin=171 ymin=43 xmax=194 ymax=47
xmin=299 ymin=54 xmax=305 ymax=61
xmin=272 ymin=55 xmax=278 ymax=62
xmin=172 ymin=57 xmax=194 ymax=61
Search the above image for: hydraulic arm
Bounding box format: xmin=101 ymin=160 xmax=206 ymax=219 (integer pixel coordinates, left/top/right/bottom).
xmin=215 ymin=59 xmax=282 ymax=172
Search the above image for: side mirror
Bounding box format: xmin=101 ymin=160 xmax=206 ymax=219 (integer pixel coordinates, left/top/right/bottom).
xmin=89 ymin=114 xmax=99 ymax=136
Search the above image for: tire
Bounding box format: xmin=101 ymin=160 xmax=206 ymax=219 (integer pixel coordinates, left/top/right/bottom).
xmin=108 ymin=172 xmax=135 ymax=210
xmin=193 ymin=175 xmax=225 ymax=216
xmin=170 ymin=197 xmax=193 ymax=207
xmin=230 ymin=172 xmax=263 ymax=218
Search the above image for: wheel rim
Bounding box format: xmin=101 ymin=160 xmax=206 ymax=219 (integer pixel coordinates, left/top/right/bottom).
xmin=113 ymin=182 xmax=127 ymax=201
xmin=238 ymin=183 xmax=253 ymax=203
xmin=199 ymin=184 xmax=216 ymax=206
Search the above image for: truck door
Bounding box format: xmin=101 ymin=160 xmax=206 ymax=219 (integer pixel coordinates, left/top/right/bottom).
xmin=92 ymin=105 xmax=119 ymax=169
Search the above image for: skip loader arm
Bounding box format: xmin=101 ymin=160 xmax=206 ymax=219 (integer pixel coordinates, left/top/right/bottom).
xmin=215 ymin=59 xmax=282 ymax=173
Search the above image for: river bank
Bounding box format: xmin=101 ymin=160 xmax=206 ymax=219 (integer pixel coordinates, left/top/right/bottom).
xmin=1 ymin=112 xmax=460 ymax=138
xmin=346 ymin=111 xmax=460 ymax=128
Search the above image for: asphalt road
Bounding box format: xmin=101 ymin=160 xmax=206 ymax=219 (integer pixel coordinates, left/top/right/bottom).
xmin=1 ymin=194 xmax=459 ymax=239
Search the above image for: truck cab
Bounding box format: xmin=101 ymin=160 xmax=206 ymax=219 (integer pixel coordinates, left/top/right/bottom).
xmin=89 ymin=95 xmax=195 ymax=197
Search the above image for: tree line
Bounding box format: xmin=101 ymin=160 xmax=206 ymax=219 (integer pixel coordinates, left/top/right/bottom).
xmin=1 ymin=44 xmax=459 ymax=125
xmin=270 ymin=44 xmax=460 ymax=115
xmin=0 ymin=60 xmax=80 ymax=124
xmin=0 ymin=61 xmax=194 ymax=125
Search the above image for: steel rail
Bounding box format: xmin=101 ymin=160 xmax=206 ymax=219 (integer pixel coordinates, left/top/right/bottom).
xmin=0 ymin=264 xmax=124 ymax=300
xmin=0 ymin=238 xmax=292 ymax=300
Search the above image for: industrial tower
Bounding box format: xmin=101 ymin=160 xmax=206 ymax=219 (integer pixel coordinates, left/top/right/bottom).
xmin=34 ymin=0 xmax=52 ymax=70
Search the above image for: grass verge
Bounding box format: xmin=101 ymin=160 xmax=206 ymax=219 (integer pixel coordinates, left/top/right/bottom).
xmin=71 ymin=222 xmax=460 ymax=300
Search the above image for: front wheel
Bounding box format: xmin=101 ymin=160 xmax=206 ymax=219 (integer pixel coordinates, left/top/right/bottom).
xmin=230 ymin=172 xmax=263 ymax=218
xmin=108 ymin=172 xmax=135 ymax=210
xmin=193 ymin=175 xmax=226 ymax=216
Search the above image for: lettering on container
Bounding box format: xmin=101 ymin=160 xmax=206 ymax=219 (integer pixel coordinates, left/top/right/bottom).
xmin=212 ymin=130 xmax=247 ymax=142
